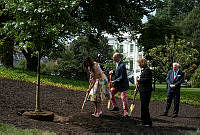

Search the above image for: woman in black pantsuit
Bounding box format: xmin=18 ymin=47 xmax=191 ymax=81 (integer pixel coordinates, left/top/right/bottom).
xmin=137 ymin=58 xmax=153 ymax=127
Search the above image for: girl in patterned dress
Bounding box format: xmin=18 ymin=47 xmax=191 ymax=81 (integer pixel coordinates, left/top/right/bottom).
xmin=83 ymin=56 xmax=111 ymax=117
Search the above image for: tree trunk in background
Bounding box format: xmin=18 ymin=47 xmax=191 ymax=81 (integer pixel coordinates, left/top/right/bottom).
xmin=0 ymin=38 xmax=14 ymax=67
xmin=22 ymin=49 xmax=38 ymax=72
xmin=26 ymin=57 xmax=38 ymax=72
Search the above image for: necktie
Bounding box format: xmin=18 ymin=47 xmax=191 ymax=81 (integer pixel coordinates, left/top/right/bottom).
xmin=174 ymin=71 xmax=177 ymax=79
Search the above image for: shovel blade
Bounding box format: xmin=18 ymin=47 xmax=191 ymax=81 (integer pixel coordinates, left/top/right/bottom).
xmin=107 ymin=100 xmax=111 ymax=109
xmin=128 ymin=104 xmax=135 ymax=116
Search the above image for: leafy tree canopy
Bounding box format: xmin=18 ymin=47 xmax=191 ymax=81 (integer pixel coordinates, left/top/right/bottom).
xmin=1 ymin=0 xmax=160 ymax=70
xmin=57 ymin=35 xmax=114 ymax=81
xmin=2 ymin=0 xmax=160 ymax=55
xmin=138 ymin=16 xmax=182 ymax=54
xmin=156 ymin=0 xmax=199 ymax=23
xmin=179 ymin=6 xmax=200 ymax=53
xmin=148 ymin=35 xmax=199 ymax=81
xmin=0 ymin=2 xmax=15 ymax=67
xmin=189 ymin=65 xmax=200 ymax=88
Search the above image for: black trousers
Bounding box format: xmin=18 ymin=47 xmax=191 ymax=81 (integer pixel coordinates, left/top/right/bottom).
xmin=140 ymin=91 xmax=152 ymax=125
xmin=164 ymin=89 xmax=180 ymax=115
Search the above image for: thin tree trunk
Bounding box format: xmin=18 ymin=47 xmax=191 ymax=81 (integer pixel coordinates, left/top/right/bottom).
xmin=35 ymin=51 xmax=41 ymax=112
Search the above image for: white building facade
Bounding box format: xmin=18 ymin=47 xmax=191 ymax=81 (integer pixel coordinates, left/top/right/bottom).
xmin=104 ymin=33 xmax=143 ymax=84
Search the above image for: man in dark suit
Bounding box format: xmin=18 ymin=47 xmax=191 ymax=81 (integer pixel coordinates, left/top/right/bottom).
xmin=109 ymin=52 xmax=129 ymax=117
xmin=137 ymin=58 xmax=153 ymax=127
xmin=161 ymin=63 xmax=184 ymax=118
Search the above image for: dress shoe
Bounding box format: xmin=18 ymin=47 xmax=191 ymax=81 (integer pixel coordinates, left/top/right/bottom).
xmin=142 ymin=121 xmax=152 ymax=127
xmin=172 ymin=114 xmax=178 ymax=118
xmin=121 ymin=115 xmax=130 ymax=120
xmin=142 ymin=123 xmax=152 ymax=127
xmin=109 ymin=107 xmax=119 ymax=111
xmin=160 ymin=113 xmax=168 ymax=116
xmin=121 ymin=115 xmax=130 ymax=119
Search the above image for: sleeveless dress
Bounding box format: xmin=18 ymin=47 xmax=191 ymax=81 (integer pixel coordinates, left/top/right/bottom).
xmin=88 ymin=63 xmax=112 ymax=102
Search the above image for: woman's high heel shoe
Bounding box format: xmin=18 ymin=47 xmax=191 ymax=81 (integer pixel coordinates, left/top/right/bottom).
xmin=99 ymin=111 xmax=102 ymax=115
xmin=92 ymin=113 xmax=100 ymax=117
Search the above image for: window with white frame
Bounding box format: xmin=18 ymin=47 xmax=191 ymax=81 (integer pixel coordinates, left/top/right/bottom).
xmin=120 ymin=45 xmax=123 ymax=53
xmin=130 ymin=60 xmax=133 ymax=70
xmin=130 ymin=44 xmax=134 ymax=53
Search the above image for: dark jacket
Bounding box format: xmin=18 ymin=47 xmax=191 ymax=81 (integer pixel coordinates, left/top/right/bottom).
xmin=138 ymin=67 xmax=153 ymax=92
xmin=113 ymin=61 xmax=129 ymax=92
xmin=166 ymin=69 xmax=184 ymax=92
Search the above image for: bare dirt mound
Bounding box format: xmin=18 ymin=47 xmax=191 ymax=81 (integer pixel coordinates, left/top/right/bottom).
xmin=0 ymin=77 xmax=199 ymax=135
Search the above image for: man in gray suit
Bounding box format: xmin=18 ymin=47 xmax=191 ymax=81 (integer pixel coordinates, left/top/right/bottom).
xmin=109 ymin=52 xmax=129 ymax=117
xmin=161 ymin=63 xmax=184 ymax=118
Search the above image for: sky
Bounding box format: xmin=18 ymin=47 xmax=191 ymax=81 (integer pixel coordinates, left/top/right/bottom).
xmin=142 ymin=10 xmax=156 ymax=24
xmin=142 ymin=15 xmax=148 ymax=23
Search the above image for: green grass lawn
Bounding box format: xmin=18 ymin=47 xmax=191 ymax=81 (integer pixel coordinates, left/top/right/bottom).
xmin=0 ymin=123 xmax=55 ymax=135
xmin=0 ymin=66 xmax=88 ymax=91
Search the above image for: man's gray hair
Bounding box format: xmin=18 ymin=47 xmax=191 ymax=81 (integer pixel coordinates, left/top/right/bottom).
xmin=173 ymin=62 xmax=179 ymax=67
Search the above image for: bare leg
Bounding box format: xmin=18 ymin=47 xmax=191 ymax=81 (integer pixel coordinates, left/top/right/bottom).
xmin=93 ymin=102 xmax=97 ymax=115
xmin=92 ymin=102 xmax=101 ymax=117
xmin=99 ymin=102 xmax=102 ymax=114
xmin=97 ymin=102 xmax=102 ymax=115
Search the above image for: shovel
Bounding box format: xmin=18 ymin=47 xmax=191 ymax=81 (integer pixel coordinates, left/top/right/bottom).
xmin=128 ymin=77 xmax=139 ymax=116
xmin=81 ymin=90 xmax=90 ymax=112
xmin=107 ymin=73 xmax=112 ymax=109
xmin=128 ymin=88 xmax=138 ymax=116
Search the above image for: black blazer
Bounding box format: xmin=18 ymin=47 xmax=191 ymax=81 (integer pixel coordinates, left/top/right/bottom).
xmin=166 ymin=69 xmax=184 ymax=92
xmin=113 ymin=61 xmax=129 ymax=92
xmin=138 ymin=67 xmax=153 ymax=92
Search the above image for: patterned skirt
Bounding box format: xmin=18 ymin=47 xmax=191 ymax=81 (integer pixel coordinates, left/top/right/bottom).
xmin=88 ymin=74 xmax=112 ymax=102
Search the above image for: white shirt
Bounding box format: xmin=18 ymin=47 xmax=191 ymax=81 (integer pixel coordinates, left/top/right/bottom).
xmin=116 ymin=62 xmax=119 ymax=70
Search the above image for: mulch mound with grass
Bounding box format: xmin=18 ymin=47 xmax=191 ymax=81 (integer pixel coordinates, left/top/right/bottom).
xmin=0 ymin=77 xmax=199 ymax=135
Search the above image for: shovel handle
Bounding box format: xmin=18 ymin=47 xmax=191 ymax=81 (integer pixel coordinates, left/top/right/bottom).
xmin=109 ymin=73 xmax=112 ymax=88
xmin=81 ymin=91 xmax=89 ymax=112
xmin=107 ymin=73 xmax=112 ymax=109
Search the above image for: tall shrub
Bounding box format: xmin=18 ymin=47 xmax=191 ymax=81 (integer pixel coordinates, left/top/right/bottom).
xmin=189 ymin=65 xmax=200 ymax=88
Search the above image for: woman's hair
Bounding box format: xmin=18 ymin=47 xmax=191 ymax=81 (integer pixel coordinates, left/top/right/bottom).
xmin=83 ymin=56 xmax=95 ymax=73
xmin=137 ymin=58 xmax=147 ymax=68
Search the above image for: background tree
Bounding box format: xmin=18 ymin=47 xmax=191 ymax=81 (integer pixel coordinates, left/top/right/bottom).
xmin=138 ymin=16 xmax=182 ymax=55
xmin=138 ymin=0 xmax=200 ymax=83
xmin=0 ymin=1 xmax=14 ymax=67
xmin=179 ymin=6 xmax=200 ymax=65
xmin=189 ymin=65 xmax=200 ymax=88
xmin=2 ymin=0 xmax=160 ymax=71
xmin=57 ymin=35 xmax=114 ymax=81
xmin=0 ymin=39 xmax=14 ymax=67
xmin=148 ymin=35 xmax=199 ymax=83
xmin=77 ymin=0 xmax=160 ymax=35
xmin=138 ymin=0 xmax=199 ymax=55
xmin=155 ymin=1 xmax=200 ymax=80
xmin=156 ymin=0 xmax=199 ymax=23
xmin=2 ymin=0 xmax=80 ymax=71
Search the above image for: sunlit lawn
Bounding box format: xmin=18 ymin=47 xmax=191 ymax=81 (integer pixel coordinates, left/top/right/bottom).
xmin=0 ymin=123 xmax=55 ymax=135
